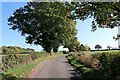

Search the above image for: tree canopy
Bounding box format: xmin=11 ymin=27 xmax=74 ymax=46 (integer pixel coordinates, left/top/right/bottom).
xmin=95 ymin=44 xmax=102 ymax=50
xmin=8 ymin=2 xmax=77 ymax=54
xmin=65 ymin=2 xmax=120 ymax=31
xmin=107 ymin=45 xmax=112 ymax=50
xmin=64 ymin=2 xmax=120 ymax=41
xmin=8 ymin=2 xmax=119 ymax=53
xmin=85 ymin=44 xmax=91 ymax=51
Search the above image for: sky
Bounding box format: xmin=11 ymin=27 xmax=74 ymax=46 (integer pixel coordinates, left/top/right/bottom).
xmin=1 ymin=2 xmax=119 ymax=52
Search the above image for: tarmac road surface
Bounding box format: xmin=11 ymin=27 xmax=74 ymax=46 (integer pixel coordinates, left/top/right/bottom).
xmin=29 ymin=55 xmax=83 ymax=80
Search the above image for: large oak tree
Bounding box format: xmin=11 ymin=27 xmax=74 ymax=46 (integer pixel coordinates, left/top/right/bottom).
xmin=8 ymin=2 xmax=77 ymax=54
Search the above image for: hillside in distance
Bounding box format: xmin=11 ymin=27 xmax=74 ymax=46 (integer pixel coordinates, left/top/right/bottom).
xmin=0 ymin=46 xmax=35 ymax=54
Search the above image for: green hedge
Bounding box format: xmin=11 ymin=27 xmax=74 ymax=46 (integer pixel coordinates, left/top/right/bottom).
xmin=96 ymin=52 xmax=120 ymax=79
xmin=67 ymin=52 xmax=120 ymax=80
xmin=2 ymin=52 xmax=49 ymax=70
xmin=1 ymin=53 xmax=62 ymax=80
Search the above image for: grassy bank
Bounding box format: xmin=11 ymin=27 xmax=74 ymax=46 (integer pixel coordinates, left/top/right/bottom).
xmin=1 ymin=53 xmax=63 ymax=80
xmin=66 ymin=51 xmax=120 ymax=80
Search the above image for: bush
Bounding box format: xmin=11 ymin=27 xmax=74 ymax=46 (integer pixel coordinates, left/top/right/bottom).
xmin=98 ymin=52 xmax=120 ymax=78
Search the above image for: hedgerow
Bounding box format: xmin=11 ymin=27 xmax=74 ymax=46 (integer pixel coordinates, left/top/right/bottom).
xmin=2 ymin=52 xmax=49 ymax=70
xmin=67 ymin=51 xmax=120 ymax=80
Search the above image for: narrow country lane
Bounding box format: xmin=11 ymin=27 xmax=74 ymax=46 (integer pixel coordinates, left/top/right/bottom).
xmin=29 ymin=55 xmax=83 ymax=80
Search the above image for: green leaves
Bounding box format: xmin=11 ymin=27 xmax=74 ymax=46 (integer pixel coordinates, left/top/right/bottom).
xmin=8 ymin=2 xmax=77 ymax=53
xmin=66 ymin=2 xmax=120 ymax=31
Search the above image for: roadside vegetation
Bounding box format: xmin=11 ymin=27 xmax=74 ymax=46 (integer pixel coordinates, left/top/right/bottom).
xmin=66 ymin=51 xmax=120 ymax=80
xmin=2 ymin=1 xmax=120 ymax=80
xmin=2 ymin=52 xmax=49 ymax=70
xmin=0 ymin=46 xmax=63 ymax=80
xmin=1 ymin=51 xmax=63 ymax=80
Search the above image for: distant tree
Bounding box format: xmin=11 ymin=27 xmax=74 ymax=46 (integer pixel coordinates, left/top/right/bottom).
xmin=63 ymin=37 xmax=80 ymax=52
xmin=107 ymin=45 xmax=111 ymax=50
xmin=3 ymin=48 xmax=9 ymax=54
xmin=80 ymin=44 xmax=86 ymax=51
xmin=95 ymin=44 xmax=102 ymax=50
xmin=52 ymin=20 xmax=77 ymax=53
xmin=0 ymin=47 xmax=2 ymax=53
xmin=85 ymin=44 xmax=91 ymax=51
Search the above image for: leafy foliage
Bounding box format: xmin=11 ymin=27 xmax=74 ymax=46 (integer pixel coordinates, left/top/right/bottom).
xmin=74 ymin=44 xmax=87 ymax=51
xmin=8 ymin=2 xmax=77 ymax=53
xmin=65 ymin=2 xmax=120 ymax=40
xmin=66 ymin=2 xmax=120 ymax=31
xmin=63 ymin=37 xmax=80 ymax=52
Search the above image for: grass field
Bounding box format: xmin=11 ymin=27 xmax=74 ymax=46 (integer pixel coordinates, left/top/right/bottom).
xmin=91 ymin=50 xmax=120 ymax=53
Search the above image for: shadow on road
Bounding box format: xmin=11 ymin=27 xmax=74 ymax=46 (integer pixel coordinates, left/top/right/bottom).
xmin=61 ymin=59 xmax=84 ymax=80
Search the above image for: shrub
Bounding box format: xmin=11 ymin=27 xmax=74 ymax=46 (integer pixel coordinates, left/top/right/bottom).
xmin=99 ymin=52 xmax=120 ymax=77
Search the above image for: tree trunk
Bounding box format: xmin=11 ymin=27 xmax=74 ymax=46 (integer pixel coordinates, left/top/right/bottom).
xmin=49 ymin=52 xmax=52 ymax=56
xmin=68 ymin=47 xmax=72 ymax=52
xmin=53 ymin=46 xmax=59 ymax=53
xmin=53 ymin=48 xmax=58 ymax=53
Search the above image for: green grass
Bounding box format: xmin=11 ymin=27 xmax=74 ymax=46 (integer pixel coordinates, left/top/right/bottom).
xmin=91 ymin=50 xmax=120 ymax=54
xmin=1 ymin=53 xmax=63 ymax=80
xmin=0 ymin=53 xmax=29 ymax=57
xmin=67 ymin=55 xmax=91 ymax=76
xmin=0 ymin=55 xmax=7 ymax=57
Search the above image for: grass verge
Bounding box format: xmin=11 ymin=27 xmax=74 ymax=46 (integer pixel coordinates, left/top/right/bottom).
xmin=66 ymin=54 xmax=99 ymax=80
xmin=66 ymin=52 xmax=120 ymax=80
